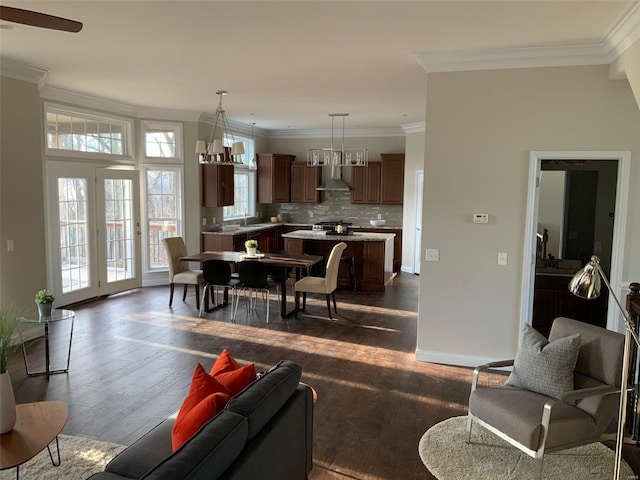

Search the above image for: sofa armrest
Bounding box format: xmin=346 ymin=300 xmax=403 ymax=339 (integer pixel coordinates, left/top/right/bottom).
xmin=558 ymin=384 xmax=620 ymax=404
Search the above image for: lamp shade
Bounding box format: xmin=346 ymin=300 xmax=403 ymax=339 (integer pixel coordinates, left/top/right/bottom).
xmin=195 ymin=140 xmax=207 ymax=154
xmin=231 ymin=141 xmax=245 ymax=155
xmin=210 ymin=139 xmax=225 ymax=154
xmin=568 ymin=256 xmax=601 ymax=300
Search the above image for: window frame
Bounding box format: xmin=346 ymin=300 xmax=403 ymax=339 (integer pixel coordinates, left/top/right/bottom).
xmin=44 ymin=102 xmax=134 ymax=162
xmin=141 ymin=121 xmax=183 ymax=163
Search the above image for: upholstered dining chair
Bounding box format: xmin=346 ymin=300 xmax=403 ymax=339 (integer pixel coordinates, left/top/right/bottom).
xmin=294 ymin=242 xmax=347 ymax=320
xmin=199 ymin=259 xmax=241 ymax=318
xmin=162 ymin=237 xmax=203 ymax=310
xmin=466 ymin=317 xmax=625 ymax=480
xmin=236 ymin=261 xmax=280 ymax=323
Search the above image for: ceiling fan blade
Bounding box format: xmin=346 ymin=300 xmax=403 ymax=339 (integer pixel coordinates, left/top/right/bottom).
xmin=0 ymin=6 xmax=82 ymax=33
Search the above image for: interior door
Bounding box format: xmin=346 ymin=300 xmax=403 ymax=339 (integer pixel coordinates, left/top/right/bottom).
xmin=414 ymin=170 xmax=424 ymax=274
xmin=95 ymin=169 xmax=142 ymax=295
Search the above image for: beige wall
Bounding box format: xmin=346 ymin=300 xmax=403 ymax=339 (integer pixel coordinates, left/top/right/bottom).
xmin=417 ymin=64 xmax=640 ymax=366
xmin=402 ymin=130 xmax=426 ymax=272
xmin=0 ymin=77 xmax=46 ymax=308
xmin=612 ymin=37 xmax=640 ymax=110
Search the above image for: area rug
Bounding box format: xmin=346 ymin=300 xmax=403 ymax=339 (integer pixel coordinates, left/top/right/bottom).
xmin=418 ymin=416 xmax=634 ymax=480
xmin=0 ymin=434 xmax=125 ymax=480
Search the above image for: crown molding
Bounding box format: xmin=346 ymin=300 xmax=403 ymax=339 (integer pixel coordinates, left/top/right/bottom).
xmin=416 ymin=2 xmax=640 ymax=74
xmin=268 ymin=126 xmax=405 ymax=139
xmin=199 ymin=113 xmax=269 ymax=138
xmin=0 ymin=56 xmax=48 ymax=89
xmin=401 ymin=122 xmax=425 ymax=134
xmin=415 ymin=44 xmax=609 ymax=74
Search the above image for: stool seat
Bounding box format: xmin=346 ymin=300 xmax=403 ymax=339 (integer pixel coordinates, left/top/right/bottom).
xmin=340 ymin=255 xmax=356 ymax=292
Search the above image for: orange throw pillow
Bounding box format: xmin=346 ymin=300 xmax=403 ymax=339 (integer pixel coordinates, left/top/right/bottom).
xmin=209 ymin=350 xmax=257 ymax=396
xmin=171 ymin=364 xmax=231 ymax=451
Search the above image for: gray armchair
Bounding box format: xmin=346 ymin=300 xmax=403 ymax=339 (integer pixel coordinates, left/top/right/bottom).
xmin=466 ymin=317 xmax=625 ymax=480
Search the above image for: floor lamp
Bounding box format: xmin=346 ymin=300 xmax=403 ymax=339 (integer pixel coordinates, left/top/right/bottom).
xmin=568 ymin=255 xmax=638 ymax=480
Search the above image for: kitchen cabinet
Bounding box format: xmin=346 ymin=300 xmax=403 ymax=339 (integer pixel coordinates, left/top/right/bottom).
xmin=201 ymin=163 xmax=234 ymax=207
xmin=257 ymin=154 xmax=294 ymax=203
xmin=351 ymin=163 xmax=381 ymax=204
xmin=201 ymin=225 xmax=283 ymax=254
xmin=380 ymin=154 xmax=404 ymax=205
xmin=352 ymin=227 xmax=402 ymax=273
xmin=351 ymin=154 xmax=404 ymax=205
xmin=290 ymin=162 xmax=321 ymax=203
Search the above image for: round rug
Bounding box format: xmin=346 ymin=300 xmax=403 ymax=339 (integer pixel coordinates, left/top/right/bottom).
xmin=0 ymin=434 xmax=125 ymax=480
xmin=418 ymin=416 xmax=633 ymax=480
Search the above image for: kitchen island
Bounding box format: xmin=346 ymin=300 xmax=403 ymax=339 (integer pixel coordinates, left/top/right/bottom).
xmin=282 ymin=230 xmax=395 ymax=292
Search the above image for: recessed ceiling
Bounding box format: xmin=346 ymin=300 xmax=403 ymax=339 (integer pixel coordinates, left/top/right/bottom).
xmin=0 ymin=1 xmax=637 ymax=132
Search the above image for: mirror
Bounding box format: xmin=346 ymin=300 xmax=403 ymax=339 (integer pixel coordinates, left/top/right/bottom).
xmin=537 ymin=160 xmax=617 ymax=274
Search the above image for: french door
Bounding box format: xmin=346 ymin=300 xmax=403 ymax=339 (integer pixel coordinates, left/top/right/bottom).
xmin=46 ymin=163 xmax=142 ymax=305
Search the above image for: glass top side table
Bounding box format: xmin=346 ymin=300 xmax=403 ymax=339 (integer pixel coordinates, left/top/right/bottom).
xmin=18 ymin=309 xmax=75 ymax=379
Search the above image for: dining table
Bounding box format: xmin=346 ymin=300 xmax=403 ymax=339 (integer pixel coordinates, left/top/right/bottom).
xmin=179 ymin=251 xmax=324 ymax=318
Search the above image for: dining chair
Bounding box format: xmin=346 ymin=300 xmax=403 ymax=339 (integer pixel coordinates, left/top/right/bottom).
xmin=267 ymin=250 xmax=295 ymax=296
xmin=199 ymin=259 xmax=241 ymax=318
xmin=162 ymin=237 xmax=203 ymax=310
xmin=236 ymin=261 xmax=280 ymax=323
xmin=294 ymin=242 xmax=347 ymax=320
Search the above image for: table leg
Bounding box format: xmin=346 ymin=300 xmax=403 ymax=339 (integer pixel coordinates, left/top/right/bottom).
xmin=46 ymin=435 xmax=61 ymax=466
xmin=44 ymin=323 xmax=50 ymax=380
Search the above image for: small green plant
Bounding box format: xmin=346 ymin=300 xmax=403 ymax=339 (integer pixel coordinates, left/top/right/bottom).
xmin=0 ymin=306 xmax=23 ymax=373
xmin=245 ymin=239 xmax=258 ymax=249
xmin=35 ymin=289 xmax=55 ymax=304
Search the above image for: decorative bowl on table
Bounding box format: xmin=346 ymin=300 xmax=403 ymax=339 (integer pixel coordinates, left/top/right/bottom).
xmin=369 ymin=219 xmax=386 ymax=227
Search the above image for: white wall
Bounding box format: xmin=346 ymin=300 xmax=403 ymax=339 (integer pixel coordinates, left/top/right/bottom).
xmin=417 ymin=64 xmax=640 ymax=367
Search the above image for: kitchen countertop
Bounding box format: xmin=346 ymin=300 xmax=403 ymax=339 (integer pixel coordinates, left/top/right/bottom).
xmin=202 ymin=223 xmax=401 ymax=235
xmin=282 ymin=230 xmax=395 ymax=242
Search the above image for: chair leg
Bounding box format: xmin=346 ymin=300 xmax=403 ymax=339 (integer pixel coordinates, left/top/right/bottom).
xmin=199 ymin=285 xmax=208 ymax=318
xmin=326 ymin=294 xmax=332 ymax=320
xmin=266 ymin=289 xmax=269 ymax=324
xmin=182 ymin=284 xmax=188 ymax=301
xmin=302 ymin=292 xmax=307 ymax=311
xmin=465 ymin=415 xmax=473 ymax=444
xmin=294 ymin=291 xmax=300 ymax=318
xmin=169 ymin=283 xmax=175 ymax=306
xmin=195 ymin=284 xmax=200 ymax=310
xmin=534 ymin=456 xmax=544 ymax=480
xmin=332 ymin=291 xmax=337 ymax=313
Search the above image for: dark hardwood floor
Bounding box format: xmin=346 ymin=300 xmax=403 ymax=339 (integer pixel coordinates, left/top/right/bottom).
xmin=7 ymin=274 xmax=640 ymax=479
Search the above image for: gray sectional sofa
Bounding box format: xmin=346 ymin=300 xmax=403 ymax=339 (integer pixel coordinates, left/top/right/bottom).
xmin=88 ymin=360 xmax=313 ymax=480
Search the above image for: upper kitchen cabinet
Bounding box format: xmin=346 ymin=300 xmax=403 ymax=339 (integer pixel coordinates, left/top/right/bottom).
xmin=290 ymin=162 xmax=321 ymax=203
xmin=351 ymin=154 xmax=404 ymax=205
xmin=257 ymin=154 xmax=295 ymax=203
xmin=201 ymin=163 xmax=234 ymax=207
xmin=380 ymin=154 xmax=405 ymax=205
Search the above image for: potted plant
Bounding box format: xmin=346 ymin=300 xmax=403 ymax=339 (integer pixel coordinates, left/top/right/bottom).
xmin=245 ymin=239 xmax=258 ymax=256
xmin=0 ymin=306 xmax=22 ymax=433
xmin=35 ymin=289 xmax=55 ymax=318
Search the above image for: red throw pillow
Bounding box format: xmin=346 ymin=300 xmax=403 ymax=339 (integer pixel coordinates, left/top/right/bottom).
xmin=171 ymin=364 xmax=231 ymax=451
xmin=209 ymin=350 xmax=257 ymax=396
xmin=210 ymin=349 xmax=242 ymax=376
xmin=215 ymin=363 xmax=257 ymax=396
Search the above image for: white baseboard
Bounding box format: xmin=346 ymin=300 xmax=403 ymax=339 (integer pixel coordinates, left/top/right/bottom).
xmin=401 ymin=265 xmax=417 ymax=274
xmin=414 ymin=348 xmax=505 ymax=368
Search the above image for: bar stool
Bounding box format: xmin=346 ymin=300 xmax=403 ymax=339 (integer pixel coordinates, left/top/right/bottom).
xmin=340 ymin=255 xmax=356 ymax=292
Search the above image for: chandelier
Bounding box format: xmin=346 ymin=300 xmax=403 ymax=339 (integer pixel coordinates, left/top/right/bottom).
xmin=196 ymin=90 xmax=244 ymax=164
xmin=307 ymin=113 xmax=368 ymax=167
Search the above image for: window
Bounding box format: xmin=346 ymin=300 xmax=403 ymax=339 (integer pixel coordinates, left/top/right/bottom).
xmin=45 ymin=103 xmax=132 ymax=159
xmin=222 ymin=134 xmax=256 ymax=220
xmin=143 ymin=121 xmax=182 ymax=161
xmin=144 ymin=167 xmax=182 ymax=271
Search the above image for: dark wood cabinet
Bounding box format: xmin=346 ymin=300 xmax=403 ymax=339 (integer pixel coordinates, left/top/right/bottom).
xmin=532 ymin=273 xmax=608 ymax=338
xmin=351 ymin=227 xmax=402 ymax=273
xmin=290 ymin=162 xmax=321 ymax=203
xmin=200 ymin=163 xmax=234 ymax=207
xmin=351 ymin=154 xmax=404 ymax=205
xmin=351 ymin=163 xmax=381 ymax=204
xmin=257 ymin=154 xmax=294 ymax=204
xmin=380 ymin=154 xmax=405 ymax=205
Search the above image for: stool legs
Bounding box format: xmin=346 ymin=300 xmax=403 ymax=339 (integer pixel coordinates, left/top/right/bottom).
xmin=340 ymin=255 xmax=356 ymax=292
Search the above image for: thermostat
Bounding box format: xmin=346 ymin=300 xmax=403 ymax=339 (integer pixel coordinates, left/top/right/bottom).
xmin=473 ymin=213 xmax=489 ymax=224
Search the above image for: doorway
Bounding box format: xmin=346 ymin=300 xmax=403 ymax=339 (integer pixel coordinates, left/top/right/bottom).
xmin=521 ymin=151 xmax=631 ymax=335
xmin=46 ymin=163 xmax=142 ymax=306
xmin=414 ymin=170 xmax=424 ymax=274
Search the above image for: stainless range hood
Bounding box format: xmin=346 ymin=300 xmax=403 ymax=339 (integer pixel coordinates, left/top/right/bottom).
xmin=317 ymin=165 xmax=351 ymax=191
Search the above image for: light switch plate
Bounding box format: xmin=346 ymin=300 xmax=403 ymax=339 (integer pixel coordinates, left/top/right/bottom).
xmin=426 ymin=249 xmax=439 ymax=262
xmin=498 ymin=252 xmax=508 ymax=266
xmin=473 ymin=213 xmax=489 ymax=224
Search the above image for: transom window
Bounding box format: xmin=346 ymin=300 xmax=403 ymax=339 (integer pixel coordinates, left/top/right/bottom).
xmin=45 ymin=104 xmax=131 ymax=159
xmin=222 ymin=134 xmax=256 ymax=219
xmin=143 ymin=121 xmax=182 ymax=161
